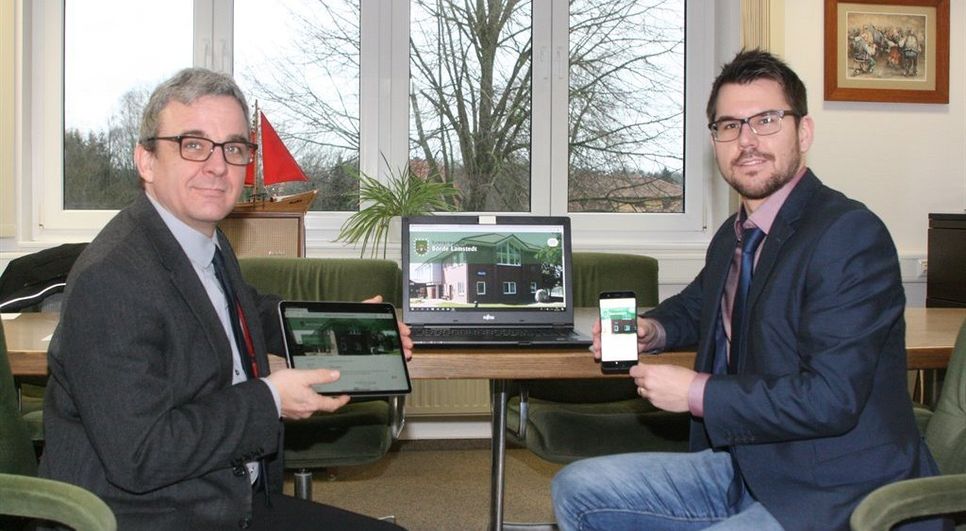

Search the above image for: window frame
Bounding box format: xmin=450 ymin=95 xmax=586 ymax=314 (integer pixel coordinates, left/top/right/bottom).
xmin=15 ymin=0 xmax=738 ymax=257
xmin=503 ymin=281 xmax=517 ymax=295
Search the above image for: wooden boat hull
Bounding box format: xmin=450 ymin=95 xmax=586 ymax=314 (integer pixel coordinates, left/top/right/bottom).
xmin=233 ymin=189 xmax=318 ymax=213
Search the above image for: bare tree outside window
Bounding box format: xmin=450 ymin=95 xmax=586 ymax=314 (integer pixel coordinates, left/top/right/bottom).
xmin=410 ymin=0 xmax=533 ymax=212
xmin=568 ymin=0 xmax=685 ymax=213
xmin=407 ymin=0 xmax=684 ymax=214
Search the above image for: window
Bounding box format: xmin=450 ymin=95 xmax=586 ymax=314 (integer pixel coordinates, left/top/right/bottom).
xmin=476 ymin=281 xmax=486 ymax=295
xmin=503 ymin=281 xmax=517 ymax=295
xmin=63 ymin=0 xmax=193 ymax=210
xmin=567 ymin=1 xmax=684 ymax=214
xmin=23 ymin=1 xmax=729 ymax=249
xmin=530 ymin=281 xmax=537 ymax=293
xmin=408 ymin=0 xmax=687 ymax=217
xmin=497 ymin=241 xmax=522 ymax=266
xmin=234 ymin=0 xmax=361 ymax=211
xmin=409 ymin=0 xmax=532 ymax=212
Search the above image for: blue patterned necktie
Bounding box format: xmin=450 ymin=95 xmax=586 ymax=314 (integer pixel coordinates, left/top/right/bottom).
xmin=211 ymin=247 xmax=258 ymax=379
xmin=728 ymin=226 xmax=766 ymax=374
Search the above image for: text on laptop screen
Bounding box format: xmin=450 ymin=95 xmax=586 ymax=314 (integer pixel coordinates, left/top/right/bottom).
xmin=406 ymin=222 xmax=569 ymax=313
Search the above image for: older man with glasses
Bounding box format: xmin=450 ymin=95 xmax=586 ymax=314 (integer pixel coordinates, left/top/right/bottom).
xmin=39 ymin=68 xmax=408 ymax=530
xmin=552 ymin=49 xmax=943 ymax=531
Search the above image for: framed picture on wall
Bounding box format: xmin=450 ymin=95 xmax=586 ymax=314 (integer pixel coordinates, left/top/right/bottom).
xmin=824 ymin=0 xmax=949 ymax=103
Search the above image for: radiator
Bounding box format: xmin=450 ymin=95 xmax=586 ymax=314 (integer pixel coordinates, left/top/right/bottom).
xmin=406 ymin=379 xmax=491 ymax=416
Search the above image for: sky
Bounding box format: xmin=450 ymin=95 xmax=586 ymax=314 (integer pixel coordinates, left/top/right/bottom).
xmin=64 ymin=0 xmax=313 ymax=134
xmin=64 ymin=0 xmax=193 ymax=132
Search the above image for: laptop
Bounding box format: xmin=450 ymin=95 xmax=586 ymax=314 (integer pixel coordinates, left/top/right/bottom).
xmin=401 ymin=215 xmax=591 ymax=347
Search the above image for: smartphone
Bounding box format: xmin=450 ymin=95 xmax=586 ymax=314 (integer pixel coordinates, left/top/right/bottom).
xmin=599 ymin=291 xmax=639 ymax=374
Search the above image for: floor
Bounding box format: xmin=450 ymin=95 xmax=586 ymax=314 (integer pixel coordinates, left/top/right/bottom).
xmin=283 ymin=440 xmax=564 ymax=530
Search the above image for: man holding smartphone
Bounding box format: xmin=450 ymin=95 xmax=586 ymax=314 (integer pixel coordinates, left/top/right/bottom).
xmin=551 ymin=50 xmax=941 ymax=531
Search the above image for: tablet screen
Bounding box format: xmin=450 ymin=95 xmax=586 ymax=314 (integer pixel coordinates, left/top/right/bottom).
xmin=278 ymin=301 xmax=412 ymax=396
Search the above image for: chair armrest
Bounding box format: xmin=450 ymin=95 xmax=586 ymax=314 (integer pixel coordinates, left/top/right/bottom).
xmin=0 ymin=473 xmax=117 ymax=531
xmin=850 ymin=474 xmax=966 ymax=531
xmin=390 ymin=395 xmax=407 ymax=440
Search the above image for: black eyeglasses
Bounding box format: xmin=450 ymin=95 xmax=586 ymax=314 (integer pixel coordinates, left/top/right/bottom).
xmin=708 ymin=110 xmax=799 ymax=142
xmin=146 ymin=135 xmax=257 ymax=166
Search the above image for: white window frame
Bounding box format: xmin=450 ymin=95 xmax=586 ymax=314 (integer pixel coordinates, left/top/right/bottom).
xmin=503 ymin=281 xmax=516 ymax=295
xmin=14 ymin=0 xmax=739 ymax=262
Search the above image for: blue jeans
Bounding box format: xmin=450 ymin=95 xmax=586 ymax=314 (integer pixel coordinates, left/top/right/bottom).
xmin=551 ymin=449 xmax=783 ymax=531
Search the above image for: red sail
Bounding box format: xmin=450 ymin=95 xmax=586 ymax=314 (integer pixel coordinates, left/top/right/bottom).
xmin=259 ymin=112 xmax=309 ymax=186
xmin=244 ymin=124 xmax=257 ymax=186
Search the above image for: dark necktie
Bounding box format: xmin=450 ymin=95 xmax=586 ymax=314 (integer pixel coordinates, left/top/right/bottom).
xmin=211 ymin=247 xmax=258 ymax=379
xmin=728 ymin=227 xmax=765 ymax=374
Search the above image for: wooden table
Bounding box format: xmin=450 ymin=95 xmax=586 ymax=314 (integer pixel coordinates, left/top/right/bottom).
xmin=6 ymin=308 xmax=963 ymax=378
xmin=5 ymin=307 xmax=964 ymax=530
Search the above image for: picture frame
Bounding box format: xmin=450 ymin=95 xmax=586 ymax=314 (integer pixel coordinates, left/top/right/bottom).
xmin=824 ymin=0 xmax=949 ymax=103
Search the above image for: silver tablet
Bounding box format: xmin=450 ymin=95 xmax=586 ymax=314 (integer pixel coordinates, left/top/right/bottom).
xmin=278 ymin=300 xmax=412 ymax=396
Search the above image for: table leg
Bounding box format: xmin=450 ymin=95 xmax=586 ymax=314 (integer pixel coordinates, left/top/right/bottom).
xmin=489 ymin=379 xmax=509 ymax=531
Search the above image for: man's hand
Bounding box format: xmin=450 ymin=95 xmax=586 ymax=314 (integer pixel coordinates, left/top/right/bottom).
xmin=590 ymin=317 xmax=663 ymax=361
xmin=264 ymin=368 xmax=351 ymax=419
xmin=630 ymin=364 xmax=695 ymax=413
xmin=363 ymin=295 xmax=414 ymax=361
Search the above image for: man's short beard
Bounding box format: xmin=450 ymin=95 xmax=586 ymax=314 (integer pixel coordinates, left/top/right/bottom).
xmin=723 ymin=150 xmax=802 ymax=200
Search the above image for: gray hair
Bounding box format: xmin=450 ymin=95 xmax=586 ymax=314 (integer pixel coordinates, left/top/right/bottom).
xmin=138 ymin=68 xmax=250 ymax=151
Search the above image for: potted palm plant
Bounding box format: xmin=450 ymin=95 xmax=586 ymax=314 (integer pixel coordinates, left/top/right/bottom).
xmin=337 ymin=158 xmax=460 ymax=259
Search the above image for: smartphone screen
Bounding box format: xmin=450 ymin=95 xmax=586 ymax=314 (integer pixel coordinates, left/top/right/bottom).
xmin=599 ymin=291 xmax=638 ymax=373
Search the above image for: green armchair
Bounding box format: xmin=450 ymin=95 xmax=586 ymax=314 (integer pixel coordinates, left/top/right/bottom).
xmin=850 ymin=318 xmax=966 ymax=531
xmin=506 ymin=252 xmax=690 ymax=463
xmin=1 ymin=325 xmax=37 ymax=477
xmin=2 ymin=317 xmax=116 ymax=530
xmin=238 ymin=257 xmax=405 ymax=499
xmin=0 ymin=473 xmax=117 ymax=531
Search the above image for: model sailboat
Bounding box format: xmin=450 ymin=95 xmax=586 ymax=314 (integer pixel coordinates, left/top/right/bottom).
xmin=234 ymin=104 xmax=318 ymax=213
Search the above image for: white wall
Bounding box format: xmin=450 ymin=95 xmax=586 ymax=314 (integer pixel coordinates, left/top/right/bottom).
xmin=777 ymin=0 xmax=966 ymax=306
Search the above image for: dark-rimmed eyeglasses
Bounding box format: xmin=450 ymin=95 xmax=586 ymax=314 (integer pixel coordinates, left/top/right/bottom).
xmin=708 ymin=110 xmax=799 ymax=142
xmin=146 ymin=135 xmax=257 ymax=166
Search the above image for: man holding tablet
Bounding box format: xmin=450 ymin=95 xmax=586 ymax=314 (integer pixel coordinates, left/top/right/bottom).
xmin=39 ymin=68 xmax=410 ymax=530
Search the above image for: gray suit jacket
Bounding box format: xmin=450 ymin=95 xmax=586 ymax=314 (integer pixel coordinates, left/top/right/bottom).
xmin=39 ymin=193 xmax=285 ymax=529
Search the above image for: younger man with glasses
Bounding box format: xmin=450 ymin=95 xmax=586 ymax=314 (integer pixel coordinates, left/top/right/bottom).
xmin=551 ymin=50 xmax=942 ymax=531
xmin=39 ymin=68 xmax=407 ymax=530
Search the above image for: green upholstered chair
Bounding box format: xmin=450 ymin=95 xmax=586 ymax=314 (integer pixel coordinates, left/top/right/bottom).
xmin=0 ymin=324 xmax=37 ymax=477
xmin=850 ymin=318 xmax=966 ymax=531
xmin=505 ymin=252 xmax=689 ymax=463
xmin=238 ymin=257 xmax=406 ymax=499
xmin=3 ymin=320 xmax=117 ymax=530
xmin=0 ymin=473 xmax=117 ymax=531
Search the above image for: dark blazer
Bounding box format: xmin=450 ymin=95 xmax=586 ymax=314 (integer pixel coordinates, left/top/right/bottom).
xmin=647 ymin=170 xmax=939 ymax=531
xmin=39 ymin=193 xmax=285 ymax=529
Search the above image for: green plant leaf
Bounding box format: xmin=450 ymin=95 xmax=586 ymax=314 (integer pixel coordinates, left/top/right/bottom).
xmin=337 ymin=158 xmax=460 ymax=258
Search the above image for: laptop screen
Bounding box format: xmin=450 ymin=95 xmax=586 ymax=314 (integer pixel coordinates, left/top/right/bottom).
xmin=401 ymin=215 xmax=576 ymax=328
